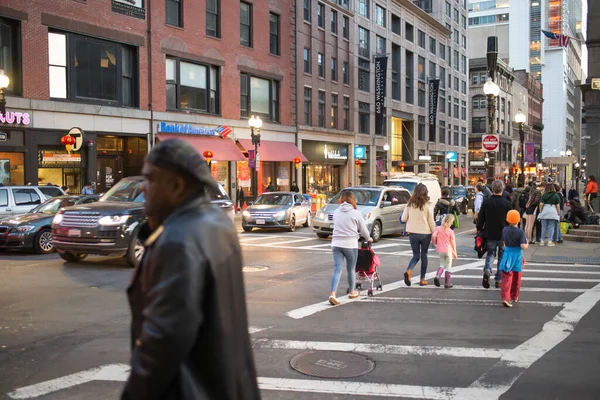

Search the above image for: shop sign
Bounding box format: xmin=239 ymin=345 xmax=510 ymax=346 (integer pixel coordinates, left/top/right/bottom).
xmin=112 ymin=0 xmax=145 ymax=19
xmin=0 ymin=112 xmax=30 ymax=125
xmin=445 ymin=152 xmax=458 ymax=162
xmin=418 ymin=155 xmax=432 ymax=162
xmin=374 ymin=56 xmax=388 ymax=136
xmin=303 ymin=142 xmax=348 ymax=164
xmin=158 ymin=122 xmax=232 ymax=138
xmin=0 ymin=132 xmax=6 ymax=141
xmin=324 ymin=144 xmax=348 ymax=160
xmin=470 ymin=160 xmax=486 ymax=167
xmin=42 ymin=153 xmax=82 ymax=163
xmin=354 ymin=146 xmax=366 ymax=159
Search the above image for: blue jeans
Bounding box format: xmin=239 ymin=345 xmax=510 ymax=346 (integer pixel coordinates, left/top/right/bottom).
xmin=406 ymin=233 xmax=432 ymax=279
xmin=331 ymin=247 xmax=358 ymax=293
xmin=541 ymin=219 xmax=557 ymax=243
xmin=553 ymin=221 xmax=563 ymax=242
xmin=485 ymin=240 xmax=503 ymax=282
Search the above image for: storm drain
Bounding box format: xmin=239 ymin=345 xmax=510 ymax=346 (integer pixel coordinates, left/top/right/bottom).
xmin=242 ymin=265 xmax=270 ymax=272
xmin=290 ymin=351 xmax=375 ymax=379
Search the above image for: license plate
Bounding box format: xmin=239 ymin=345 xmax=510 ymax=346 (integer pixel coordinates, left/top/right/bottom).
xmin=329 ymin=224 xmax=334 ymax=229
xmin=256 ymin=219 xmax=266 ymax=225
xmin=68 ymin=229 xmax=81 ymax=237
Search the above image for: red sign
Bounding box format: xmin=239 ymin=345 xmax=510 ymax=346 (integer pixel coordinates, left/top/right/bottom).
xmin=482 ymin=135 xmax=499 ymax=152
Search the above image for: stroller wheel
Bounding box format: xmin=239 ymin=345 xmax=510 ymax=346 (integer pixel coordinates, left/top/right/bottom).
xmin=368 ymin=289 xmax=374 ymax=297
xmin=377 ymin=285 xmax=382 ymax=291
xmin=356 ymin=283 xmax=362 ymax=290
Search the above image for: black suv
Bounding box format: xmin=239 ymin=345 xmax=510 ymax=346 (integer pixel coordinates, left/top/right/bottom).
xmin=52 ymin=176 xmax=234 ymax=267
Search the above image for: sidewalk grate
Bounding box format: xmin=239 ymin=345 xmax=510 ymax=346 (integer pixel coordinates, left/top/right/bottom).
xmin=290 ymin=351 xmax=375 ymax=379
xmin=531 ymin=256 xmax=600 ymax=265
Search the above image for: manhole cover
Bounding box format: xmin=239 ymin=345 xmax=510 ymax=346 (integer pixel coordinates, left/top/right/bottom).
xmin=242 ymin=265 xmax=269 ymax=272
xmin=290 ymin=351 xmax=374 ymax=378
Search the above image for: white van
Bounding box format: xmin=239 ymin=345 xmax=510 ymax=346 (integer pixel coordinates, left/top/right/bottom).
xmin=0 ymin=186 xmax=65 ymax=217
xmin=382 ymin=173 xmax=442 ymax=205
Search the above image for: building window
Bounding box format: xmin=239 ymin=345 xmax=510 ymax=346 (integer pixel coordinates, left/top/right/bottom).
xmin=304 ymin=87 xmax=312 ymax=125
xmin=304 ymin=48 xmax=311 ymax=74
xmin=240 ymin=2 xmax=252 ymax=47
xmin=359 ymin=102 xmax=370 ymax=134
xmin=303 ymin=0 xmax=311 ymax=22
xmin=472 ymin=73 xmax=479 ymax=85
xmin=406 ymin=23 xmax=414 ymax=42
xmin=318 ymin=90 xmax=326 ymax=127
xmin=461 ymin=127 xmax=466 ymax=147
xmin=358 ymin=26 xmax=370 ymax=58
xmin=418 ymin=82 xmax=425 ymax=107
xmin=430 ymin=38 xmax=436 ymax=55
xmin=376 ymin=5 xmax=386 ymax=27
xmin=454 ymin=8 xmax=459 ymax=23
xmin=447 ymin=97 xmax=452 ymax=117
xmin=376 ymin=35 xmax=385 ymax=54
xmin=317 ymin=52 xmax=324 ymax=78
xmin=462 ymin=15 xmax=466 ymax=29
xmin=343 ymin=96 xmax=350 ymax=130
xmin=418 ymin=116 xmax=425 ymax=141
xmin=454 ymin=50 xmax=459 ymax=71
xmin=445 ymin=1 xmax=451 ymax=17
xmin=166 ymin=58 xmax=219 ymax=114
xmin=317 ymin=2 xmax=325 ymax=28
xmin=454 ymin=127 xmax=459 ymax=146
xmin=391 ymin=14 xmax=401 ymax=35
xmin=358 ymin=0 xmax=369 ymax=18
xmin=454 ymin=98 xmax=459 ymax=118
xmin=461 ymin=55 xmax=467 ymax=74
xmin=331 ymin=57 xmax=338 ymax=81
xmin=358 ymin=59 xmax=370 ymax=92
xmin=472 ymin=95 xmax=487 ymax=110
xmin=343 ymin=61 xmax=349 ymax=84
xmin=454 ymin=29 xmax=459 ymax=45
xmin=439 ymin=44 xmax=446 ymax=60
xmin=472 ymin=117 xmax=486 ymax=133
xmin=461 ymin=35 xmax=467 ymax=49
xmin=405 ymin=50 xmax=414 ymax=104
xmin=447 ymin=124 xmax=451 ymax=143
xmin=429 ymin=61 xmax=436 ymax=80
xmin=418 ymin=30 xmax=426 ymax=48
xmin=454 ymin=76 xmax=459 ymax=91
xmin=206 ymin=0 xmax=219 ymax=37
xmin=269 ymin=13 xmax=280 ymax=55
xmin=48 ymin=32 xmax=138 ymax=107
xmin=0 ymin=18 xmax=21 ymax=95
xmin=331 ymin=94 xmax=338 ymax=129
xmin=461 ymin=80 xmax=466 ymax=94
xmin=439 ymin=120 xmax=446 ymax=143
xmin=418 ymin=56 xmax=425 ymax=82
xmin=240 ymin=73 xmax=279 ymax=122
xmin=166 ymin=0 xmax=182 ymax=27
xmin=391 ymin=44 xmax=401 ymax=101
xmin=461 ymin=100 xmax=466 ymax=120
xmin=439 ymin=67 xmax=446 ymax=113
xmin=331 ymin=10 xmax=338 ymax=34
xmin=343 ymin=16 xmax=349 ymax=39
xmin=338 ymin=0 xmax=349 ymax=9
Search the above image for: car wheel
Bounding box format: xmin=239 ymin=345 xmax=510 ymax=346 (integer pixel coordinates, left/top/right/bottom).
xmin=371 ymin=220 xmax=382 ymax=243
xmin=125 ymin=232 xmax=144 ymax=268
xmin=34 ymin=228 xmax=54 ymax=254
xmin=303 ymin=212 xmax=312 ymax=227
xmin=58 ymin=251 xmax=87 ymax=263
xmin=286 ymin=216 xmax=296 ymax=232
xmin=243 ymin=226 xmax=253 ymax=232
xmin=317 ymin=233 xmax=330 ymax=239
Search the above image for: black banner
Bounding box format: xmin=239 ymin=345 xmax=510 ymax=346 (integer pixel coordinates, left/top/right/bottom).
xmin=374 ymin=56 xmax=388 ymax=136
xmin=428 ymin=79 xmax=440 ymax=142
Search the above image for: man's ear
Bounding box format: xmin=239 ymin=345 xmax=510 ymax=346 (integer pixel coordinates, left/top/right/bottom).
xmin=170 ymin=174 xmax=188 ymax=200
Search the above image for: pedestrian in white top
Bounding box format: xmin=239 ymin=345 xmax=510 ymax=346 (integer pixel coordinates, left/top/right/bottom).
xmin=329 ymin=191 xmax=372 ymax=305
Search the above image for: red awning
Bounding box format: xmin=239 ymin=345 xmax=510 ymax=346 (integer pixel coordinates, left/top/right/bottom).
xmin=237 ymin=139 xmax=308 ymax=162
xmin=157 ymin=134 xmax=246 ymax=161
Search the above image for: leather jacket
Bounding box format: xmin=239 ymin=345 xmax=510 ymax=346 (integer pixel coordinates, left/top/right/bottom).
xmin=122 ymin=196 xmax=260 ymax=400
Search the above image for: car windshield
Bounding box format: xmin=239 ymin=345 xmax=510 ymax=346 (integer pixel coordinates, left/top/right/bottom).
xmin=330 ymin=189 xmax=381 ymax=206
xmin=208 ymin=184 xmax=229 ymax=200
xmin=100 ymin=180 xmax=145 ymax=203
xmin=450 ymin=188 xmax=467 ymax=197
xmin=32 ymin=197 xmax=77 ymax=214
xmin=254 ymin=194 xmax=292 ymax=206
xmin=382 ymin=181 xmax=417 ymax=193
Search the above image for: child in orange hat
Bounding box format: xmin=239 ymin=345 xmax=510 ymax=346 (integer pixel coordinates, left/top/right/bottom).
xmin=499 ymin=210 xmax=529 ymax=307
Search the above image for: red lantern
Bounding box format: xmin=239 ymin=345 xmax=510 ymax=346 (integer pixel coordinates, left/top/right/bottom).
xmin=400 ymin=162 xmax=406 ymax=172
xmin=355 ymin=159 xmax=362 ymax=166
xmin=203 ymin=150 xmax=214 ymax=164
xmin=293 ymin=157 xmax=301 ymax=170
xmin=60 ymin=134 xmax=76 ymax=154
xmin=435 ymin=166 xmax=440 ymax=172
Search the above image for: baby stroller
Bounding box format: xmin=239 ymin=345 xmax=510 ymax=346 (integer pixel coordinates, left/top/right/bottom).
xmin=354 ymin=241 xmax=383 ymax=297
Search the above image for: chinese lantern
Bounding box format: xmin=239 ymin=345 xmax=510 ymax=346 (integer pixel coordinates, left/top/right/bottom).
xmin=435 ymin=166 xmax=440 ymax=173
xmin=203 ymin=150 xmax=214 ymax=165
xmin=400 ymin=163 xmax=406 ymax=172
xmin=355 ymin=160 xmax=362 ymax=166
xmin=60 ymin=134 xmax=76 ymax=154
xmin=293 ymin=157 xmax=301 ymax=170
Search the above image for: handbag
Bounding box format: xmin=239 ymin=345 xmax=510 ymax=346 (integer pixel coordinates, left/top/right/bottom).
xmin=453 ymin=210 xmax=460 ymax=228
xmin=560 ymin=221 xmax=570 ymax=234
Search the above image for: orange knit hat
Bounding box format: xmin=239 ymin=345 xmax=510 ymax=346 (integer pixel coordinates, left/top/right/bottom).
xmin=506 ymin=209 xmax=521 ymax=225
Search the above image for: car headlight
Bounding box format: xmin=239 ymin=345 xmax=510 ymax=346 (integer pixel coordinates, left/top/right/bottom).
xmin=242 ymin=210 xmax=251 ymax=218
xmin=52 ymin=213 xmax=63 ymax=225
xmin=10 ymin=225 xmax=35 ymax=233
xmin=98 ymin=215 xmax=131 ymax=226
xmin=316 ymin=211 xmax=325 ymax=219
xmin=274 ymin=211 xmax=286 ymax=219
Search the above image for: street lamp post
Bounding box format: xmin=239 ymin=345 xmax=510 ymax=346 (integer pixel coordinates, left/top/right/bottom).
xmin=484 ymin=156 xmax=490 ymax=181
xmin=248 ymin=115 xmax=263 ymax=197
xmin=514 ymin=109 xmax=527 ymax=187
xmin=483 ymin=77 xmax=500 ymax=182
xmin=0 ymin=70 xmax=10 ymax=115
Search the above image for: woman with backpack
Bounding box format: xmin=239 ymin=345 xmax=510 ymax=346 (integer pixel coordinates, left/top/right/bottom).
xmin=434 ymin=188 xmax=460 ymax=230
xmin=538 ymin=183 xmax=561 ymax=246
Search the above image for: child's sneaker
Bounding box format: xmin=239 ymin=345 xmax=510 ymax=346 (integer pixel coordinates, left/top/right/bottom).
xmin=502 ymin=300 xmax=513 ymax=308
xmin=434 ymin=277 xmax=441 ymax=287
xmin=444 ymin=284 xmax=453 ymax=288
xmin=482 ymin=271 xmax=491 ymax=289
xmin=512 ymin=298 xmax=519 ymax=303
xmin=495 ymin=280 xmax=501 ymax=289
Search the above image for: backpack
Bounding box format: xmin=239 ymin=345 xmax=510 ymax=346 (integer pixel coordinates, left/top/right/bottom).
xmin=519 ymin=191 xmax=529 ymax=209
xmin=585 ymin=213 xmax=599 ymax=225
xmin=482 ymin=185 xmax=492 ymax=199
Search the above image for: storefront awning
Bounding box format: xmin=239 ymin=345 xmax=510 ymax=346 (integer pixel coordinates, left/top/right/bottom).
xmin=157 ymin=134 xmax=246 ymax=161
xmin=237 ymin=139 xmax=308 ymax=162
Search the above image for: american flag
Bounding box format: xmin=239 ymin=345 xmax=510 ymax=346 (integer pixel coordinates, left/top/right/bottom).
xmin=216 ymin=125 xmax=232 ymax=138
xmin=542 ymin=30 xmax=570 ymax=48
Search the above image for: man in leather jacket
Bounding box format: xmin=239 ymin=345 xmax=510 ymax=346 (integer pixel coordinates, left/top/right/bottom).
xmin=122 ymin=139 xmax=260 ymax=400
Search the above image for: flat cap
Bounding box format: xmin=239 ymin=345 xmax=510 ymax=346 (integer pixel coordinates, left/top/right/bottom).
xmin=146 ymin=138 xmax=219 ymax=191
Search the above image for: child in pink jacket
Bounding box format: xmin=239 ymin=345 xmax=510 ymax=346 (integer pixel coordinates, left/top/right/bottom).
xmin=432 ymin=214 xmax=458 ymax=288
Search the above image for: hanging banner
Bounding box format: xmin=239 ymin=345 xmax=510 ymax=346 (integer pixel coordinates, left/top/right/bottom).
xmin=525 ymin=142 xmax=535 ymax=163
xmin=374 ymin=55 xmax=388 ymax=136
xmin=248 ymin=150 xmax=256 ymax=169
xmin=428 ymin=79 xmax=440 ymax=142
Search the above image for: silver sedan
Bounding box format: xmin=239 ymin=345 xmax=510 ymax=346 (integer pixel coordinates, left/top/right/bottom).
xmin=242 ymin=192 xmax=312 ymax=232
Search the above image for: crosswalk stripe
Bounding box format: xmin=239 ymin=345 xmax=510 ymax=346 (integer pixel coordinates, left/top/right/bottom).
xmin=452 ymin=275 xmax=600 ymax=282
xmin=267 ymin=238 xmax=318 ymax=246
xmin=438 ymin=285 xmax=587 ymax=293
xmin=362 ymin=297 xmax=565 ymax=307
xmin=522 ymin=269 xmax=600 ymax=275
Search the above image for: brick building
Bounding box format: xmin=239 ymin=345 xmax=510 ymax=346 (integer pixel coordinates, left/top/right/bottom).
xmin=0 ymin=0 xmax=303 ymax=199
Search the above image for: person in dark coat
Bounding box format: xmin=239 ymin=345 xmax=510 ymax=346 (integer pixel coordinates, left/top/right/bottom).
xmin=238 ymin=187 xmax=246 ymax=210
xmin=290 ymin=181 xmax=300 ymax=193
xmin=121 ymin=139 xmax=260 ymax=400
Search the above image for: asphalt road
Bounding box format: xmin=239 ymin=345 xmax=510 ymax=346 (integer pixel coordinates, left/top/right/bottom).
xmin=1 ymin=215 xmax=600 ymax=399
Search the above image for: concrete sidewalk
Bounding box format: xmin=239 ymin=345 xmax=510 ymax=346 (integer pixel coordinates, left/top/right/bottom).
xmin=525 ymin=240 xmax=600 ymax=264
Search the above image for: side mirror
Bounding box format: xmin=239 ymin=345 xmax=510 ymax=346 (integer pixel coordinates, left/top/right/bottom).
xmin=381 ymin=201 xmax=392 ymax=208
xmin=294 ymin=201 xmax=302 ymax=206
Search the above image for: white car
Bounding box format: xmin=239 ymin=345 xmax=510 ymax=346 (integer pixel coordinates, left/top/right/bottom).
xmin=382 ymin=174 xmax=442 ymax=205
